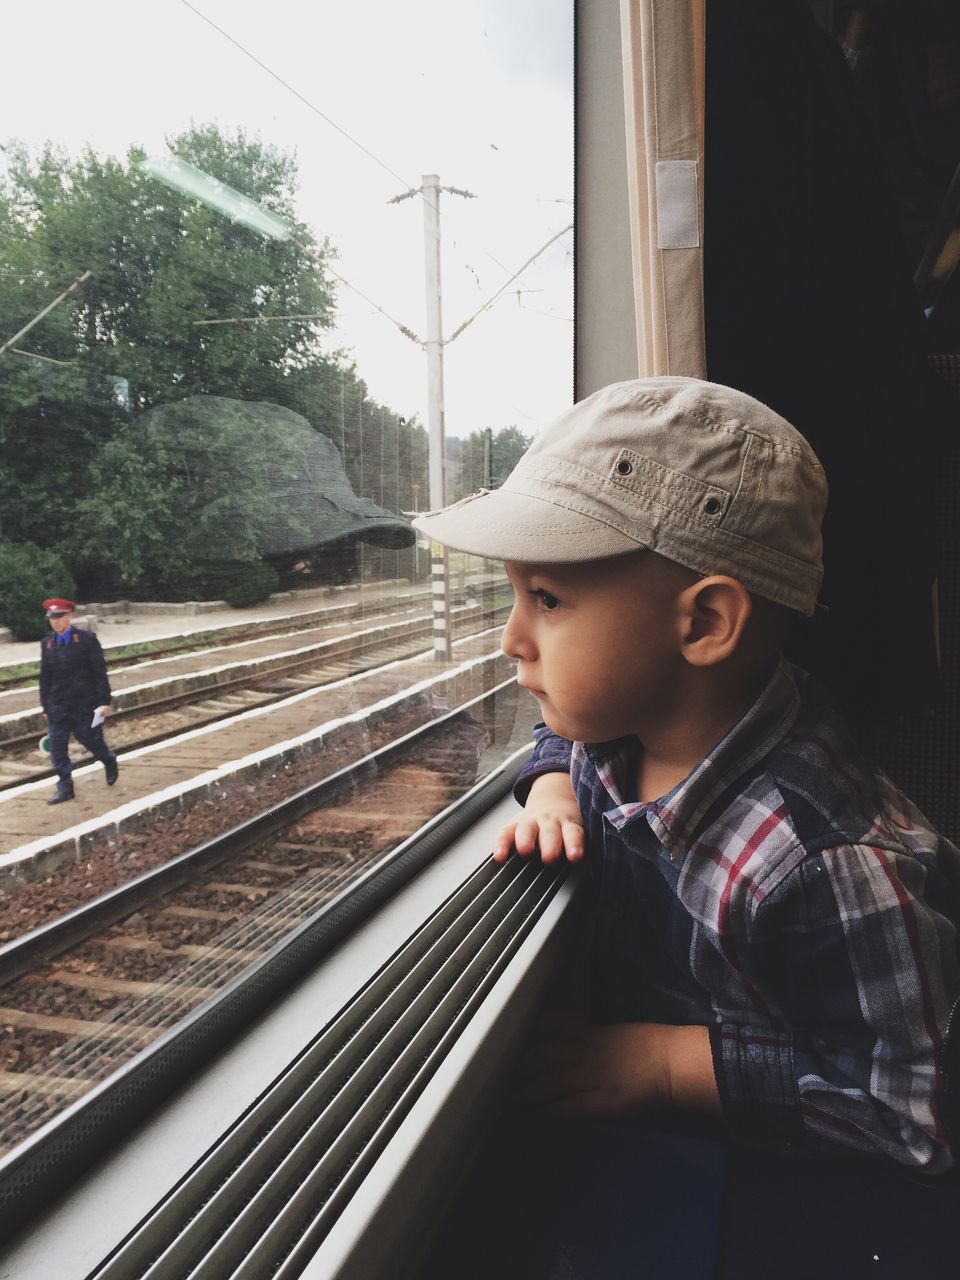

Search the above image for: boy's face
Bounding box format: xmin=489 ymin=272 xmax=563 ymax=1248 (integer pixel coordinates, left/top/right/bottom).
xmin=501 ymin=551 xmax=693 ymax=743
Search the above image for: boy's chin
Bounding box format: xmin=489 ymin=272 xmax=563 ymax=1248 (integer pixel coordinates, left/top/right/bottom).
xmin=542 ymin=707 xmax=631 ymax=745
xmin=541 ymin=708 xmax=592 ymax=744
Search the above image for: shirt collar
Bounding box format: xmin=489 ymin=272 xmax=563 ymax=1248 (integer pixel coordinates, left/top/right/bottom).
xmin=57 ymin=626 xmax=73 ymax=644
xmin=587 ymin=657 xmax=802 ymax=862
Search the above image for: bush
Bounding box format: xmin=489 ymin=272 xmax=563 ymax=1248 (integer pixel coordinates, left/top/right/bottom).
xmin=0 ymin=542 xmax=77 ymax=641
xmin=221 ymin=561 xmax=280 ymax=608
xmin=156 ymin=560 xmax=279 ymax=608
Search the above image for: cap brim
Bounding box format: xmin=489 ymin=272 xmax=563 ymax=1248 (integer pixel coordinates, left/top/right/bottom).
xmin=412 ymin=487 xmax=645 ymax=563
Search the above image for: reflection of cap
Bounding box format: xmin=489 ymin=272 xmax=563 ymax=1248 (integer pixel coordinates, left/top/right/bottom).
xmin=42 ymin=598 xmax=76 ymax=616
xmin=413 ymin=377 xmax=828 ymax=616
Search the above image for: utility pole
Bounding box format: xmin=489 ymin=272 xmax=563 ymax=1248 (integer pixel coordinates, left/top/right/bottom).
xmin=422 ymin=174 xmax=452 ymax=661
xmin=390 ymin=175 xmax=476 ymax=661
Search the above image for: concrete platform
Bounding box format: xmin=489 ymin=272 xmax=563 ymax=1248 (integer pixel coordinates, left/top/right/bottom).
xmin=0 ymin=605 xmax=445 ymax=742
xmin=0 ymin=641 xmax=511 ymax=881
xmin=0 ymin=579 xmax=432 ymax=671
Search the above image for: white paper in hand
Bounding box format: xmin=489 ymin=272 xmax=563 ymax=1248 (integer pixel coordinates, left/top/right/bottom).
xmin=91 ymin=708 xmax=106 ymax=729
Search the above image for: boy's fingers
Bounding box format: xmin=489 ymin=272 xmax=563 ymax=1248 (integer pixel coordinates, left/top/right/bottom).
xmin=491 ymin=817 xmax=539 ymax=862
xmin=535 ymin=819 xmax=566 ymax=863
xmin=491 ymin=822 xmax=519 ymax=863
xmin=490 ymin=818 xmax=586 ymax=864
xmin=538 ymin=819 xmax=586 ymax=863
xmin=560 ymin=820 xmax=585 ymax=862
xmin=511 ymin=818 xmax=541 ymax=856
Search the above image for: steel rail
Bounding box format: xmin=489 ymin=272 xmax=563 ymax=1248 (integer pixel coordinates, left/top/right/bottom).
xmin=0 ymin=598 xmax=426 ymax=691
xmin=0 ymin=594 xmax=452 ymax=712
xmin=0 ymin=674 xmax=520 ymax=985
xmin=0 ymin=575 xmax=498 ymax=692
xmin=0 ymin=685 xmax=528 ymax=1226
xmin=0 ymin=604 xmax=511 ymax=788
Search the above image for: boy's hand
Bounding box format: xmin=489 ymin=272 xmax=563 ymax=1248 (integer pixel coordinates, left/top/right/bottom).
xmin=493 ymin=770 xmax=584 ymax=864
xmin=515 ymin=1012 xmax=720 ymax=1118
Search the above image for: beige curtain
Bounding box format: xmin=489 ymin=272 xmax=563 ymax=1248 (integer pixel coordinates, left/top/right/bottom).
xmin=620 ymin=0 xmax=706 ymax=378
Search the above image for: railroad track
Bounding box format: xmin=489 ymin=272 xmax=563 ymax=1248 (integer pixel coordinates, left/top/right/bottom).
xmin=0 ymin=686 xmax=525 ymax=1165
xmin=0 ymin=580 xmax=490 ymax=693
xmin=0 ymin=602 xmax=511 ymax=791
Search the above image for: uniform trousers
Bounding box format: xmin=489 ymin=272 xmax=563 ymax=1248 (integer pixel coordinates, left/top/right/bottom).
xmin=47 ymin=713 xmax=114 ymax=782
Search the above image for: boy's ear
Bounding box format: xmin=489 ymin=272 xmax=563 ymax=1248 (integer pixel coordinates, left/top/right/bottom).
xmin=678 ymin=576 xmax=753 ymax=667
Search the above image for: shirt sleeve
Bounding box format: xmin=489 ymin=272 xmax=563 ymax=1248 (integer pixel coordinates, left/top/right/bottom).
xmin=708 ymin=841 xmax=960 ymax=1173
xmin=513 ymin=722 xmax=573 ymax=805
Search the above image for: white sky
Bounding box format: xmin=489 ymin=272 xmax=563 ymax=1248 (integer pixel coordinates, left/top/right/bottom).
xmin=0 ymin=0 xmax=574 ymax=438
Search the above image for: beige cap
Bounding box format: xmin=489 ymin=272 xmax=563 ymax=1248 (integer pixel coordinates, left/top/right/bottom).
xmin=413 ymin=377 xmax=827 ymax=616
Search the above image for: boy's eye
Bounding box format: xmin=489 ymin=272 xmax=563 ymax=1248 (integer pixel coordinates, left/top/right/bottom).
xmin=531 ymin=589 xmax=560 ymax=611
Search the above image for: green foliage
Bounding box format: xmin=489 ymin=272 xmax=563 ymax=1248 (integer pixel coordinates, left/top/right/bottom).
xmin=450 ymin=425 xmax=531 ymax=502
xmin=0 ymin=127 xmax=334 ymax=411
xmin=221 ymin=561 xmax=280 ymax=607
xmin=69 ymin=425 xmax=186 ymax=585
xmin=154 ymin=559 xmax=279 ymax=606
xmin=285 ymin=361 xmax=430 ymax=518
xmin=0 ymin=541 xmax=76 ymax=640
xmin=70 ymin=395 xmax=417 ymax=588
xmin=0 ymin=124 xmax=430 ymax=598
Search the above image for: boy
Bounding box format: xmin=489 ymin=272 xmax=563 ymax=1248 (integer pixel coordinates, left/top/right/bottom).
xmin=413 ymin=377 xmax=960 ymax=1173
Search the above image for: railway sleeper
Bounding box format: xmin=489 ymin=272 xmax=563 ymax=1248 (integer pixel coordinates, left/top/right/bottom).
xmin=0 ymin=1070 xmax=92 ymax=1098
xmin=96 ymin=936 xmax=253 ymax=961
xmin=0 ymin=1006 xmax=157 ymax=1041
xmin=22 ymin=971 xmax=217 ymax=1001
xmin=204 ymin=881 xmax=274 ymax=899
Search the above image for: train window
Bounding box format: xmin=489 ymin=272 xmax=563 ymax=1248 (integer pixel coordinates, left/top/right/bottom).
xmin=0 ymin=0 xmax=573 ymax=1212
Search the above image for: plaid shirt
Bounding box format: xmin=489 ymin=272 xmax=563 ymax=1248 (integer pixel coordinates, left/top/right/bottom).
xmin=516 ymin=659 xmax=960 ymax=1172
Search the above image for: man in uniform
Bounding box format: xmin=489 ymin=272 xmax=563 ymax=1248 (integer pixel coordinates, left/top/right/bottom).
xmin=39 ymin=598 xmax=119 ymax=805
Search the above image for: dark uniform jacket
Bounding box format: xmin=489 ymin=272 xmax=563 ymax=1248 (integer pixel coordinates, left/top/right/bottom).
xmin=39 ymin=629 xmax=112 ymax=721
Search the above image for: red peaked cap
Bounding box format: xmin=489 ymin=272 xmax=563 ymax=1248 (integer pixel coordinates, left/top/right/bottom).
xmin=42 ymin=598 xmax=76 ymax=616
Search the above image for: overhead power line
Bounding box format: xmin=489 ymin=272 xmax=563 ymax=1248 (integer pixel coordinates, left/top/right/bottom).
xmin=141 ymin=150 xmax=423 ymax=346
xmin=179 ymin=0 xmax=412 ymax=190
xmin=446 ymin=223 xmax=572 ymax=343
xmin=192 ymin=313 xmax=330 ymax=326
xmin=0 ymin=270 xmax=92 ymax=358
xmin=178 ymin=1 xmax=558 ymax=303
xmin=291 ymin=235 xmax=422 ymax=345
xmin=9 ymin=348 xmax=77 ymax=366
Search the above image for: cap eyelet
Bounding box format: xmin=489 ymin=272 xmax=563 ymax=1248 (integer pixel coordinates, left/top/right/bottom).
xmin=703 ymin=496 xmax=722 ymax=516
xmin=615 ymin=459 xmax=633 ymax=476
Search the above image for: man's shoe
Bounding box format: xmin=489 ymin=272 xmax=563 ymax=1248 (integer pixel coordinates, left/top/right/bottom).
xmin=104 ymin=755 xmax=119 ymax=786
xmin=48 ymin=783 xmax=75 ymax=805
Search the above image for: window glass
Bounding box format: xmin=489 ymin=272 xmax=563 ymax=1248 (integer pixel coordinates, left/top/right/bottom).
xmin=0 ymin=0 xmax=572 ymax=1155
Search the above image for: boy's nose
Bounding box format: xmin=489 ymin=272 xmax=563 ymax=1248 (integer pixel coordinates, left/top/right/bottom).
xmin=501 ymin=604 xmax=533 ymax=662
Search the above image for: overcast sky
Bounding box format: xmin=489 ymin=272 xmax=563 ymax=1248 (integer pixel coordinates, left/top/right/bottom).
xmin=1 ymin=0 xmax=574 ymax=438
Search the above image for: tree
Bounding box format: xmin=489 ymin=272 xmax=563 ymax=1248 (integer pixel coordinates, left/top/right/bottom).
xmin=1 ymin=127 xmax=335 ymax=409
xmin=0 ymin=542 xmax=76 ymax=640
xmin=449 ymin=425 xmax=530 ymax=502
xmin=0 ymin=123 xmax=432 ymax=597
xmin=0 ymin=126 xmax=336 ymax=555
